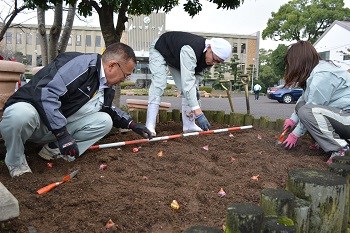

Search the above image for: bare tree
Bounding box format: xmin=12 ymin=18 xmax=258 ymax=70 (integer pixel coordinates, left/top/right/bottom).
xmin=30 ymin=0 xmax=243 ymax=105
xmin=48 ymin=0 xmax=62 ymax=61
xmin=58 ymin=3 xmax=76 ymax=53
xmin=37 ymin=1 xmax=76 ymax=65
xmin=0 ymin=0 xmax=34 ymax=42
xmin=37 ymin=7 xmax=48 ymax=65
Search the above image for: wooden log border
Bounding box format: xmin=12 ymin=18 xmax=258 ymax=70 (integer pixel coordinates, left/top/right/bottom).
xmin=127 ymin=109 xmax=286 ymax=132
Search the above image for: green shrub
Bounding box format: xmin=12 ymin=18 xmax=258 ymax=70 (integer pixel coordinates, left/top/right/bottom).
xmin=199 ymin=86 xmax=213 ymax=93
xmin=120 ymin=82 xmax=135 ymax=89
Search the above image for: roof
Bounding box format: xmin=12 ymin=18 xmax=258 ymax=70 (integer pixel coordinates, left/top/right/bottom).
xmin=337 ymin=21 xmax=350 ymax=31
xmin=314 ymin=20 xmax=350 ymax=45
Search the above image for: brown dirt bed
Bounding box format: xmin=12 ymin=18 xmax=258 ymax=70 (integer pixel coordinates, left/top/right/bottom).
xmin=0 ymin=122 xmax=328 ymax=233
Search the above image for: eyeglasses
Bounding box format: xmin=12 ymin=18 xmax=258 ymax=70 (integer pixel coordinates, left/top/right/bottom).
xmin=212 ymin=51 xmax=224 ymax=64
xmin=117 ymin=62 xmax=131 ymax=79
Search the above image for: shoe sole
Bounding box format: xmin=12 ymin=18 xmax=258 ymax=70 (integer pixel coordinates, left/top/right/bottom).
xmin=38 ymin=149 xmax=55 ymax=161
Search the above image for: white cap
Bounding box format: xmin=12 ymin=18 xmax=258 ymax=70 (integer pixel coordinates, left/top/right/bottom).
xmin=208 ymin=38 xmax=232 ymax=61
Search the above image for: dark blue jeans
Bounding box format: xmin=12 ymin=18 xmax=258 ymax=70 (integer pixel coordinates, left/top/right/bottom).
xmin=254 ymin=91 xmax=260 ymax=100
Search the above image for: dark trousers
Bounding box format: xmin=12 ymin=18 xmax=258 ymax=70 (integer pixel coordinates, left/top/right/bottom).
xmin=254 ymin=91 xmax=260 ymax=100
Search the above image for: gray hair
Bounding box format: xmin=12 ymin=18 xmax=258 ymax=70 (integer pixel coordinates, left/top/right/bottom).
xmin=102 ymin=42 xmax=136 ymax=64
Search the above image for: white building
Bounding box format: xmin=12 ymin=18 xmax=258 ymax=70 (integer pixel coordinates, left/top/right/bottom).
xmin=314 ymin=20 xmax=350 ymax=70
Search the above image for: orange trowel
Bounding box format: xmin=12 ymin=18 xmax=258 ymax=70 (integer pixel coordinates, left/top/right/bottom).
xmin=36 ymin=170 xmax=79 ymax=195
xmin=276 ymin=128 xmax=289 ymax=145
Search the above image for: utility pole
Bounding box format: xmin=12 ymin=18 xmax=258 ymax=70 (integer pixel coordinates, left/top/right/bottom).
xmin=251 ymin=58 xmax=255 ymax=93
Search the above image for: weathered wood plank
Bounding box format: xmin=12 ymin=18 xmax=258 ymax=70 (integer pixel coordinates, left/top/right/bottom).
xmin=286 ymin=168 xmax=347 ymax=233
xmin=225 ymin=203 xmax=264 ymax=233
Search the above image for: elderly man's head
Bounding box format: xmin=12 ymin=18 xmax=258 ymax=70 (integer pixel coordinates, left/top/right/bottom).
xmin=205 ymin=38 xmax=232 ymax=66
xmin=102 ymin=43 xmax=136 ymax=86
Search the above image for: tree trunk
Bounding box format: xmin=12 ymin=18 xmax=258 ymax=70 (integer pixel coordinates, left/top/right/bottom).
xmin=95 ymin=4 xmax=119 ymax=106
xmin=48 ymin=1 xmax=63 ymax=62
xmin=95 ymin=1 xmax=129 ymax=107
xmin=58 ymin=3 xmax=76 ymax=53
xmin=97 ymin=4 xmax=118 ymax=46
xmin=37 ymin=7 xmax=48 ymax=66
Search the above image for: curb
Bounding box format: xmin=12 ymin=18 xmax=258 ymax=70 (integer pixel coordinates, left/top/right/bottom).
xmin=128 ymin=109 xmax=284 ymax=132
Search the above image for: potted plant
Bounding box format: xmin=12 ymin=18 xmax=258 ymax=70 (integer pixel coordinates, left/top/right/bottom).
xmin=0 ymin=60 xmax=26 ymax=118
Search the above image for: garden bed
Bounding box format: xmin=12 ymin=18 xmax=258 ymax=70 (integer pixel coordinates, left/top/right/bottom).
xmin=0 ymin=122 xmax=328 ymax=232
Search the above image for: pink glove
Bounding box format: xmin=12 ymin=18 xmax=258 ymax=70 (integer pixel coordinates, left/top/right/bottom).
xmin=283 ymin=132 xmax=299 ymax=149
xmin=283 ymin=118 xmax=296 ymax=130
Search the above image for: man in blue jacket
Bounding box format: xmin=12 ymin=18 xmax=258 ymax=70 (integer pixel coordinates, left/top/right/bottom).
xmin=0 ymin=42 xmax=152 ymax=177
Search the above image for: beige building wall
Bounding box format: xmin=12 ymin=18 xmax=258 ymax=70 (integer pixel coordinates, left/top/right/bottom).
xmin=1 ymin=24 xmax=110 ymax=67
xmin=126 ymin=13 xmax=259 ymax=80
xmin=194 ymin=32 xmax=259 ymax=76
xmin=127 ymin=13 xmax=165 ymax=52
xmin=1 ymin=17 xmax=259 ymax=78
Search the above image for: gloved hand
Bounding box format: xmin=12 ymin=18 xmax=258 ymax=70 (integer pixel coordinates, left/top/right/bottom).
xmin=283 ymin=132 xmax=299 ymax=149
xmin=53 ymin=128 xmax=79 ymax=157
xmin=129 ymin=121 xmax=153 ymax=139
xmin=283 ymin=118 xmax=296 ymax=130
xmin=195 ymin=113 xmax=210 ymax=131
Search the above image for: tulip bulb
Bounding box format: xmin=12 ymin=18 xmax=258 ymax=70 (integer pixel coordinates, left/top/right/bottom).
xmin=170 ymin=200 xmax=180 ymax=210
xmin=218 ymin=188 xmax=226 ymax=197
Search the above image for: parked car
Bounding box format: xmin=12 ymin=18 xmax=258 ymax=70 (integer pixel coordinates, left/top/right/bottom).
xmin=266 ymin=84 xmax=284 ymax=97
xmin=267 ymin=87 xmax=303 ymax=104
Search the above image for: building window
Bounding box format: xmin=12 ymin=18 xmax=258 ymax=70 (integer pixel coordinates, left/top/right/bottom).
xmin=86 ymin=35 xmax=91 ymax=47
xmin=16 ymin=33 xmax=22 ymax=44
xmin=23 ymin=55 xmax=32 ymax=65
xmin=76 ymin=35 xmax=81 ymax=46
xmin=232 ymin=43 xmax=238 ymax=53
xmin=239 ymin=63 xmax=245 ymax=71
xmin=68 ymin=36 xmax=72 ymax=46
xmin=95 ymin=35 xmax=101 ymax=47
xmin=241 ymin=43 xmax=246 ymax=54
xmin=37 ymin=55 xmax=42 ymax=66
xmin=6 ymin=32 xmax=12 ymax=44
xmin=26 ymin=33 xmax=32 ymax=45
xmin=344 ymin=54 xmax=350 ymax=61
xmin=319 ymin=51 xmax=330 ymax=60
xmin=36 ymin=33 xmax=40 ymax=45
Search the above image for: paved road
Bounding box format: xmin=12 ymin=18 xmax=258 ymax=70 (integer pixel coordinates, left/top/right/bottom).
xmin=121 ymin=93 xmax=296 ymax=121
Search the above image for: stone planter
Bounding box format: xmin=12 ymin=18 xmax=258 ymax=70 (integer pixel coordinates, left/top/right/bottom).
xmin=0 ymin=60 xmax=26 ymax=118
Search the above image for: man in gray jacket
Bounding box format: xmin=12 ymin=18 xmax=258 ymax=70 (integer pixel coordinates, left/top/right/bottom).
xmin=0 ymin=42 xmax=152 ymax=177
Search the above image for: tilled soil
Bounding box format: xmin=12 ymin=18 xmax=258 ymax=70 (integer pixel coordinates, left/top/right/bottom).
xmin=0 ymin=122 xmax=328 ymax=233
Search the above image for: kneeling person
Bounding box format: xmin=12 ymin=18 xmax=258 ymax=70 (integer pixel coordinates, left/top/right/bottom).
xmin=0 ymin=43 xmax=152 ymax=177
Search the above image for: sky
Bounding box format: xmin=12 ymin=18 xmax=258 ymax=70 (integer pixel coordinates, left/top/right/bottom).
xmin=165 ymin=0 xmax=350 ymax=49
xmin=166 ymin=0 xmax=291 ymax=49
xmin=8 ymin=0 xmax=350 ymax=50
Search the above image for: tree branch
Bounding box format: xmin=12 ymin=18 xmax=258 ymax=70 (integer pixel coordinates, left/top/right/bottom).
xmin=90 ymin=0 xmax=101 ymax=15
xmin=115 ymin=0 xmax=130 ymax=39
xmin=0 ymin=2 xmax=28 ymax=41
